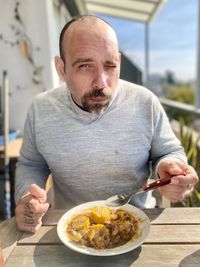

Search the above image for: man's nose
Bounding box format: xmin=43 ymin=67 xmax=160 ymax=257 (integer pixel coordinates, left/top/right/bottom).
xmin=93 ymin=70 xmax=108 ymax=88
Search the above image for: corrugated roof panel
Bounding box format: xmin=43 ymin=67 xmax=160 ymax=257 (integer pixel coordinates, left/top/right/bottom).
xmin=86 ymin=0 xmax=155 ymax=13
xmin=87 ymin=3 xmax=150 ymax=22
xmin=80 ymin=0 xmax=167 ymax=23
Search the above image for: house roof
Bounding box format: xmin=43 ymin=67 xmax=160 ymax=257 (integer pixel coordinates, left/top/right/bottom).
xmin=74 ymin=0 xmax=167 ymax=23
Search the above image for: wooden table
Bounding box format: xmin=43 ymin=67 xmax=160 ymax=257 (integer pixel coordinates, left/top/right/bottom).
xmin=1 ymin=208 xmax=200 ymax=267
xmin=0 ymin=138 xmax=22 ymax=158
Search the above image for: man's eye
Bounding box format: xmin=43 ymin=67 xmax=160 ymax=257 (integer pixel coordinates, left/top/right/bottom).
xmin=105 ymin=65 xmax=117 ymax=69
xmin=78 ymin=64 xmax=91 ymax=69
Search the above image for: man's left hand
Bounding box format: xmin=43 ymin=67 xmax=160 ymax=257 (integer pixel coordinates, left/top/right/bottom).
xmin=157 ymin=159 xmax=199 ymax=202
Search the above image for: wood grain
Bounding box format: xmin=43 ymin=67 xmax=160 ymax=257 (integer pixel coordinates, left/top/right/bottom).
xmin=4 ymin=245 xmax=200 ymax=267
xmin=143 ymin=208 xmax=200 ymax=224
xmin=0 ymin=218 xmax=22 ymax=262
xmin=18 ymin=224 xmax=200 ymax=245
xmin=42 ymin=208 xmax=200 ymax=225
xmin=2 ymin=208 xmax=200 ymax=266
xmin=0 ymin=138 xmax=22 ymax=158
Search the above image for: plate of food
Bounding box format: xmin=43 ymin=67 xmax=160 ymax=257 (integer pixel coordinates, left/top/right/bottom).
xmin=57 ymin=200 xmax=150 ymax=256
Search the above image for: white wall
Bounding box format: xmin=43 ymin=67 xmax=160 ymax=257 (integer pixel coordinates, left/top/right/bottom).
xmin=0 ymin=0 xmax=70 ymax=134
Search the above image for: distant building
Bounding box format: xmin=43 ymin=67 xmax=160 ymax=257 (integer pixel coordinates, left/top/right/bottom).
xmin=147 ymin=73 xmax=164 ymax=96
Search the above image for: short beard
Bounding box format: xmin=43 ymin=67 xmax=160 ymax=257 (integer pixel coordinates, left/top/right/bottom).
xmin=81 ymin=88 xmax=112 ymax=114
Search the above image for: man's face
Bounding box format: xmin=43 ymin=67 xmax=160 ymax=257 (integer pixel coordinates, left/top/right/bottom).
xmin=60 ymin=21 xmax=121 ymax=114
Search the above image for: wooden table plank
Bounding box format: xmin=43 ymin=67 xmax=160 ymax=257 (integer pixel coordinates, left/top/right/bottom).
xmin=2 ymin=208 xmax=200 ymax=266
xmin=42 ymin=210 xmax=64 ymax=225
xmin=18 ymin=224 xmax=200 ymax=245
xmin=0 ymin=218 xmax=22 ymax=262
xmin=42 ymin=208 xmax=200 ymax=226
xmin=19 ymin=226 xmax=60 ymax=245
xmin=144 ymin=208 xmax=200 ymax=224
xmin=4 ymin=245 xmax=200 ymax=267
xmin=146 ymin=225 xmax=200 ymax=244
xmin=0 ymin=138 xmax=22 ymax=158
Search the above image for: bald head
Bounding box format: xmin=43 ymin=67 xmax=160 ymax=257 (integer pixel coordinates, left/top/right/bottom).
xmin=59 ymin=15 xmax=119 ymax=62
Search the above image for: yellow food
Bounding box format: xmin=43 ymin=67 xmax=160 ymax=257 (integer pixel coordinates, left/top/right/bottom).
xmin=70 ymin=214 xmax=90 ymax=231
xmin=66 ymin=206 xmax=141 ymax=250
xmin=86 ymin=224 xmax=108 ymax=240
xmin=67 ymin=229 xmax=82 ymax=242
xmin=90 ymin=206 xmax=111 ymax=224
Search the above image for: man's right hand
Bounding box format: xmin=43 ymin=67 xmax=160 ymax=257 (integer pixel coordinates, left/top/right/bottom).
xmin=15 ymin=184 xmax=50 ymax=233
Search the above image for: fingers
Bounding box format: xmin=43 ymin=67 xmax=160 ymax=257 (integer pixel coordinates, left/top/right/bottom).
xmin=158 ymin=183 xmax=191 ymax=202
xmin=167 ymin=161 xmax=184 ymax=176
xmin=170 ymin=165 xmax=199 ymax=186
xmin=158 ymin=175 xmax=196 ymax=203
xmin=29 ymin=184 xmax=47 ymax=203
xmin=157 ymin=161 xmax=199 ymax=203
xmin=15 ymin=184 xmax=49 ymax=233
xmin=15 ymin=200 xmax=41 ymax=232
xmin=15 ymin=200 xmax=48 ymax=233
xmin=157 ymin=159 xmax=184 ymax=177
xmin=158 ymin=160 xmax=199 ymax=193
xmin=29 ymin=198 xmax=50 ymax=213
xmin=15 ymin=215 xmax=42 ymax=233
xmin=24 ymin=199 xmax=49 ymax=223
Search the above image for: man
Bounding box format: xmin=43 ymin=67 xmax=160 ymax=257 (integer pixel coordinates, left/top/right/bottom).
xmin=15 ymin=15 xmax=198 ymax=233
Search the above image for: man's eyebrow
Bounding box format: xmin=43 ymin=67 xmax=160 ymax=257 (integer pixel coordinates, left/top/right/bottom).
xmin=105 ymin=60 xmax=117 ymax=65
xmin=72 ymin=59 xmax=117 ymax=67
xmin=72 ymin=58 xmax=93 ymax=67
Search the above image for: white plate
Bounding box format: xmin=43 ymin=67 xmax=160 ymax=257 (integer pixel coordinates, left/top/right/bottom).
xmin=57 ymin=200 xmax=150 ymax=256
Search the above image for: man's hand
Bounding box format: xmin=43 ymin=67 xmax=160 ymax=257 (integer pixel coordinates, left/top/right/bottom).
xmin=15 ymin=184 xmax=50 ymax=233
xmin=157 ymin=159 xmax=199 ymax=202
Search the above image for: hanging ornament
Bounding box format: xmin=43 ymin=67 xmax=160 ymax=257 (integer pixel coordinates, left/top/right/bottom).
xmin=19 ymin=39 xmax=30 ymax=59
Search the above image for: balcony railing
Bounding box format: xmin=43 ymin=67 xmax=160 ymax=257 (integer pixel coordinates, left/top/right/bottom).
xmin=159 ymin=98 xmax=200 ymax=117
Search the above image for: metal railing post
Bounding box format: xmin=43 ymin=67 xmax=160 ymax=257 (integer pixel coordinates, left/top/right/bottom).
xmin=2 ymin=71 xmax=11 ymax=219
xmin=196 ymin=0 xmax=200 ymax=108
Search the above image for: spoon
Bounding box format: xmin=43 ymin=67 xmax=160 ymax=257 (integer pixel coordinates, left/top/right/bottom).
xmin=105 ymin=177 xmax=171 ymax=207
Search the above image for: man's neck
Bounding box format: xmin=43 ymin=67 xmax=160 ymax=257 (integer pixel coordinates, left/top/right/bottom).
xmin=71 ymin=95 xmax=89 ymax=112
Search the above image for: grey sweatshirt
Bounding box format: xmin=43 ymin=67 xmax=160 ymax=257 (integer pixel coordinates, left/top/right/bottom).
xmin=15 ymin=79 xmax=186 ymax=209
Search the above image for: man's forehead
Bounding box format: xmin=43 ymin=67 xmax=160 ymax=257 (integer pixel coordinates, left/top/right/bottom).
xmin=70 ymin=16 xmax=108 ymax=28
xmin=64 ymin=18 xmax=113 ymax=41
xmin=61 ymin=17 xmax=119 ymax=62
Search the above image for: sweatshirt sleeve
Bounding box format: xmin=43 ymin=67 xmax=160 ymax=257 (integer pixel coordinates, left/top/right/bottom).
xmin=15 ymin=103 xmax=51 ymax=204
xmin=150 ymin=95 xmax=187 ymax=176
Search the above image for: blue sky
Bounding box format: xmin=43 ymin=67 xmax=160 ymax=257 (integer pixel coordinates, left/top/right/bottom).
xmin=100 ymin=0 xmax=198 ymax=82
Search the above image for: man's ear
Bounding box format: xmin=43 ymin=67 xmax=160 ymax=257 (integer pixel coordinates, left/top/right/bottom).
xmin=54 ymin=56 xmax=65 ymax=81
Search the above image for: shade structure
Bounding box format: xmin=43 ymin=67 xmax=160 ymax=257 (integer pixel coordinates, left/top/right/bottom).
xmin=76 ymin=0 xmax=167 ymax=23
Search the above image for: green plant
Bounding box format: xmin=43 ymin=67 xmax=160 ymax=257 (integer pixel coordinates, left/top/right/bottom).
xmin=162 ymin=84 xmax=200 ymax=206
xmin=183 ymin=188 xmax=200 ymax=207
xmin=165 ymin=85 xmax=196 ymax=125
xmin=179 ymin=118 xmax=199 ymax=167
xmin=176 ymin=118 xmax=200 ymax=207
xmin=168 ymin=85 xmax=195 ymax=104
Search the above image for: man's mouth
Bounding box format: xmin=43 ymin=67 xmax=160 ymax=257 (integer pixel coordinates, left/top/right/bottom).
xmin=81 ymin=88 xmax=112 ymax=113
xmin=90 ymin=95 xmax=108 ymax=102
